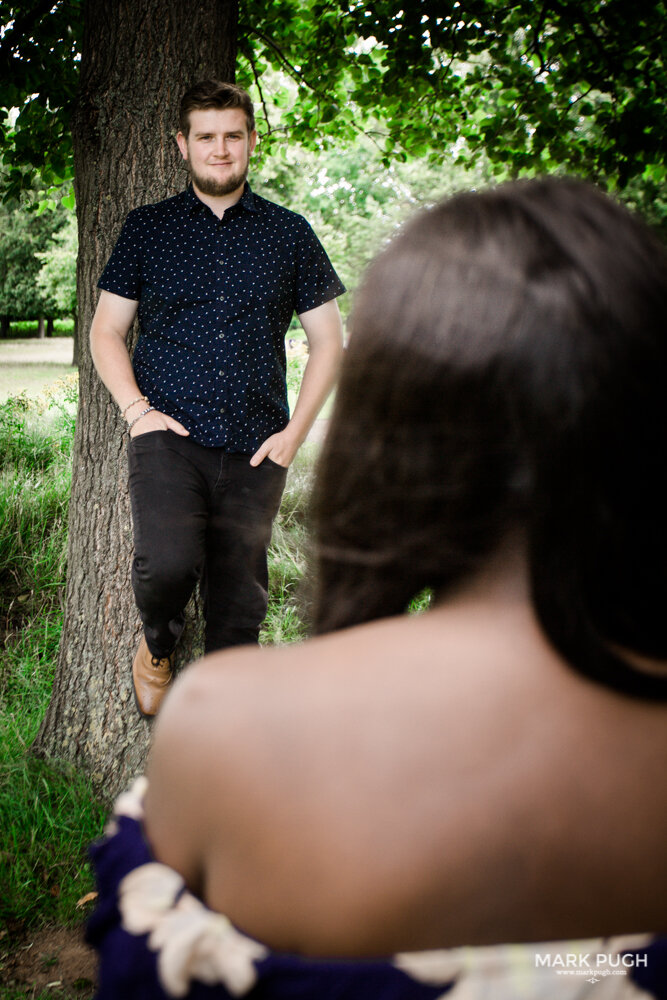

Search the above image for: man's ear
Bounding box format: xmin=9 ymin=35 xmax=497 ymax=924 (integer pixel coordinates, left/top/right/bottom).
xmin=176 ymin=131 xmax=188 ymax=161
xmin=248 ymin=130 xmax=258 ymax=157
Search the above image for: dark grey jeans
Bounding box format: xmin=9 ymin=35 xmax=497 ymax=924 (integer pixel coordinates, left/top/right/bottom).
xmin=127 ymin=430 xmax=287 ymax=657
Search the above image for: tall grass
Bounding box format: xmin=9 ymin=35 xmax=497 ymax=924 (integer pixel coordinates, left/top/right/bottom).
xmin=0 ymin=381 xmax=77 ymax=745
xmin=0 ymin=359 xmax=317 ymax=933
xmin=0 ymin=377 xmax=107 ymax=932
xmin=262 ymin=443 xmax=316 ymax=646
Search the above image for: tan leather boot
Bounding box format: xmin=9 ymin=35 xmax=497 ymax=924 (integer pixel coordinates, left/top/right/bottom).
xmin=132 ymin=637 xmax=174 ymax=717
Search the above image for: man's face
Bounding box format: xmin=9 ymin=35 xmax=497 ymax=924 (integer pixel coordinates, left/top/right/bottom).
xmin=176 ymin=108 xmax=257 ymax=199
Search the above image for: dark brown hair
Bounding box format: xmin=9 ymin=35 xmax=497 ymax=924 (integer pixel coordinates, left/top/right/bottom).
xmin=311 ymin=177 xmax=667 ymax=699
xmin=179 ymin=80 xmax=255 ymax=137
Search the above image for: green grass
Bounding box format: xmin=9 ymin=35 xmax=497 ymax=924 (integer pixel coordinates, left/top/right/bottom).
xmin=261 ymin=442 xmax=316 ymax=646
xmin=0 ymin=382 xmax=106 ymax=936
xmin=6 ymin=319 xmax=75 ymax=338
xmin=0 ymin=757 xmax=106 ymax=930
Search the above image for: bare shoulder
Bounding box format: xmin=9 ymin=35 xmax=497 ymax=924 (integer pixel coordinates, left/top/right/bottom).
xmin=144 ymin=643 xmax=280 ymax=882
xmin=143 ymin=637 xmax=347 ymax=887
xmin=144 ymin=617 xmax=464 ymax=936
xmin=144 ymin=610 xmax=667 ymax=955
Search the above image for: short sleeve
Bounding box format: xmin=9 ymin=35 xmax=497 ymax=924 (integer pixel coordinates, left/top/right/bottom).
xmin=98 ymin=209 xmax=144 ymax=300
xmin=294 ymin=220 xmax=346 ymax=315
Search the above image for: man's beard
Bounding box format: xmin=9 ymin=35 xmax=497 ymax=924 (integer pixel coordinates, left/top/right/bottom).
xmin=190 ymin=162 xmax=249 ymax=197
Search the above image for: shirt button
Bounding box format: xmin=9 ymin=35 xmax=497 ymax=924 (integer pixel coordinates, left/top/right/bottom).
xmin=218 ymin=332 xmax=224 ymax=339
xmin=218 ymin=259 xmax=224 ymax=265
xmin=219 ymin=369 xmax=224 ymax=376
xmin=220 ymin=407 xmax=226 ymax=414
xmin=219 ymin=294 xmax=224 ymax=301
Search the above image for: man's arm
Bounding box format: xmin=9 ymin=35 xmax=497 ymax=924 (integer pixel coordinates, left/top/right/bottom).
xmin=90 ymin=290 xmax=189 ymax=437
xmin=250 ymin=298 xmax=344 ymax=467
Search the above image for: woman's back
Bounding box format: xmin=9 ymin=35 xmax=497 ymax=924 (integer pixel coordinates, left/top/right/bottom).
xmin=145 ymin=550 xmax=667 ymax=956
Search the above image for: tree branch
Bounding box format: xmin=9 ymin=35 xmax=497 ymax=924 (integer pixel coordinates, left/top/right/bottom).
xmin=247 ymin=50 xmax=273 ymax=135
xmin=245 ymin=27 xmax=319 ymax=93
xmin=529 ymin=1 xmax=551 ymax=76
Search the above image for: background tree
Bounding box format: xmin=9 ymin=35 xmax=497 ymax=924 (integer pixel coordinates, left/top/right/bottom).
xmin=0 ymin=193 xmax=65 ymax=336
xmin=36 ymin=211 xmax=78 ymax=363
xmin=254 ymin=133 xmax=493 ymax=300
xmin=1 ymin=0 xmax=665 ymax=794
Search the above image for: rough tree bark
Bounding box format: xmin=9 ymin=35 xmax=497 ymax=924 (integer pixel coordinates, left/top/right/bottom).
xmin=71 ymin=310 xmax=79 ymax=368
xmin=34 ymin=0 xmax=238 ymax=799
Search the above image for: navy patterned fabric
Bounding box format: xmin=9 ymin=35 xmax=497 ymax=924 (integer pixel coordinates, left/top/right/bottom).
xmin=98 ymin=185 xmax=345 ymax=451
xmin=87 ymin=780 xmax=666 ymax=1000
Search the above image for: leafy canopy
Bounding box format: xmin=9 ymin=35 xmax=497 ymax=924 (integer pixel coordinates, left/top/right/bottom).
xmin=1 ymin=0 xmax=666 ymax=200
xmin=253 ymin=128 xmax=493 ymax=308
xmin=0 ymin=0 xmax=80 ymax=200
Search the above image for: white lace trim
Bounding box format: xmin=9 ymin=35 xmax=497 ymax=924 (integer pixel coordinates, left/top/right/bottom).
xmin=113 ymin=777 xmax=267 ymax=997
xmin=119 ymin=862 xmax=268 ymax=997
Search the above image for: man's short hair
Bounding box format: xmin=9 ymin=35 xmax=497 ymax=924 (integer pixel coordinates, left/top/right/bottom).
xmin=179 ymin=80 xmax=255 ymax=137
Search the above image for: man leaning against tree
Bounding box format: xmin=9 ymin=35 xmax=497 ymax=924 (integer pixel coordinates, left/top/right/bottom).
xmin=90 ymin=80 xmax=345 ymax=718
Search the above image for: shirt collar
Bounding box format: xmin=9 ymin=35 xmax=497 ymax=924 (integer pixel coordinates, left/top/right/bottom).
xmin=183 ymin=182 xmax=258 ymax=216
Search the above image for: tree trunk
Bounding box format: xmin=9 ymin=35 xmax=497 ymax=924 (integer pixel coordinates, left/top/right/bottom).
xmin=46 ymin=317 xmax=54 ymax=337
xmin=0 ymin=315 xmax=9 ymax=338
xmin=34 ymin=0 xmax=238 ymax=800
xmin=72 ymin=309 xmax=79 ymax=367
xmin=38 ymin=316 xmax=46 ymax=338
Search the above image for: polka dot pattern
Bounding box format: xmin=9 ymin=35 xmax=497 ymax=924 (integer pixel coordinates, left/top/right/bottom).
xmin=98 ymin=184 xmax=345 ymax=451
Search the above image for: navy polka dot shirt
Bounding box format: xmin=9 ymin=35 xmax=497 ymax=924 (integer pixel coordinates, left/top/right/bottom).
xmin=98 ymin=184 xmax=345 ymax=451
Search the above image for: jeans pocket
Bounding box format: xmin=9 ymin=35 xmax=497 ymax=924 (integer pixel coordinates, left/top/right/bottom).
xmin=129 ymin=428 xmax=169 ymax=443
xmin=263 ymin=456 xmax=289 ymax=471
xmin=128 ymin=430 xmax=171 ymax=456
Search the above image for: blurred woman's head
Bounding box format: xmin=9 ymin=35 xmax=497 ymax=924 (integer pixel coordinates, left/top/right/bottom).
xmin=312 ymin=177 xmax=667 ymax=698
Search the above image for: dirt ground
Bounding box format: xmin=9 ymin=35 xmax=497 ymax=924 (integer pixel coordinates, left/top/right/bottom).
xmin=1 ymin=924 xmax=97 ymax=998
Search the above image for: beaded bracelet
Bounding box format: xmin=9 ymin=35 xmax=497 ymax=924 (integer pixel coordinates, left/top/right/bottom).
xmin=127 ymin=406 xmax=155 ymax=433
xmin=121 ymin=395 xmax=148 ymax=419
